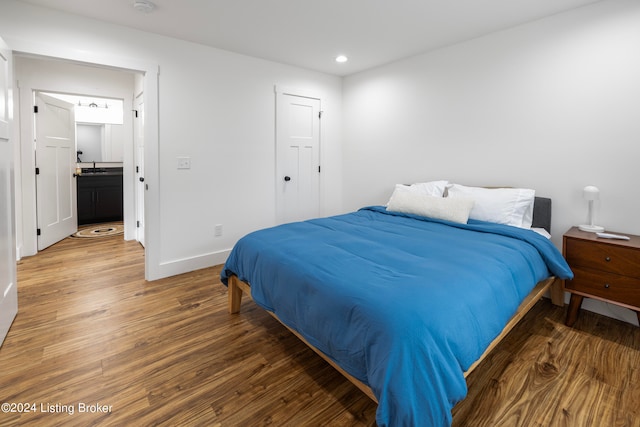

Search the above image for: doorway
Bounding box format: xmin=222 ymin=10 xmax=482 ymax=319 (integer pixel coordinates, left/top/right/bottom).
xmin=15 ymin=55 xmax=146 ymax=257
xmin=33 ymin=93 xmax=129 ymax=250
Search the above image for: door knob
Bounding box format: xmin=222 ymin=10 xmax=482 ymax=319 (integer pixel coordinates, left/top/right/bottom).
xmin=284 ymin=176 xmax=291 ymax=182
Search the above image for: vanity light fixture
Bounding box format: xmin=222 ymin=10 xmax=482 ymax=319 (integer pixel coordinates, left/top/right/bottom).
xmin=133 ymin=0 xmax=156 ymax=13
xmin=335 ymin=55 xmax=348 ymax=63
xmin=578 ymin=185 xmax=605 ymax=232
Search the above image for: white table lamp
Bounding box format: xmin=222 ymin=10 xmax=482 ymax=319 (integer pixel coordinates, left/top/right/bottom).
xmin=578 ymin=186 xmax=604 ymax=232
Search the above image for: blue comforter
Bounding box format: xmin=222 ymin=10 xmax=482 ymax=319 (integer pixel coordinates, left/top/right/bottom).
xmin=221 ymin=206 xmax=573 ymax=426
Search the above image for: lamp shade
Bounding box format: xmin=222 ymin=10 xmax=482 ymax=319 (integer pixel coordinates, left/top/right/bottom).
xmin=578 ymin=185 xmax=604 ymax=232
xmin=583 ymin=185 xmax=600 ymax=201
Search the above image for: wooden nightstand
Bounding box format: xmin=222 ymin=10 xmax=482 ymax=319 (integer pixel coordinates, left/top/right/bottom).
xmin=563 ymin=227 xmax=640 ymax=327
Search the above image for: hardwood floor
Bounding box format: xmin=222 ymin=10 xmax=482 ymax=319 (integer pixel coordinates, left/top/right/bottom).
xmin=1 ymin=235 xmax=638 ymax=426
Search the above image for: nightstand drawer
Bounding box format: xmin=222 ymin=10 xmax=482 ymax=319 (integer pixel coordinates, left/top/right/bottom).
xmin=566 ymin=267 xmax=640 ymax=308
xmin=565 ymin=238 xmax=640 ymax=279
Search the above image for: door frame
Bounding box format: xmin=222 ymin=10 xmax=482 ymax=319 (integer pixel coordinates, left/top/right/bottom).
xmin=274 ymin=85 xmax=322 ymax=224
xmin=7 ymin=39 xmax=161 ymax=280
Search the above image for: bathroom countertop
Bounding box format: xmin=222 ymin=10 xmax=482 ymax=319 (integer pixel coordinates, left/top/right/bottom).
xmin=79 ymin=167 xmax=123 ymax=177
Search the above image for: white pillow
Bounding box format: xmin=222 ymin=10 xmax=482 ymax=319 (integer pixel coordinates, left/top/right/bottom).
xmin=408 ymin=180 xmax=448 ymax=197
xmin=446 ymin=184 xmax=535 ymax=229
xmin=386 ymin=185 xmax=474 ymax=224
xmin=532 ymin=227 xmax=551 ymax=239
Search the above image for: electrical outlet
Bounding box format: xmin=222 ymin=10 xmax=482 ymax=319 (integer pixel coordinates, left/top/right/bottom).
xmin=214 ymin=224 xmax=223 ymax=237
xmin=177 ymin=156 xmax=191 ymax=169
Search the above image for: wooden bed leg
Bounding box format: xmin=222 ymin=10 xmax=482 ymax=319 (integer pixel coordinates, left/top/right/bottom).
xmin=228 ymin=275 xmax=243 ymax=314
xmin=549 ymin=278 xmax=564 ymax=307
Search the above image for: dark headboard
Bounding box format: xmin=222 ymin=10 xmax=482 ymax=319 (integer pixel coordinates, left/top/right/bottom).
xmin=532 ymin=197 xmax=552 ymax=233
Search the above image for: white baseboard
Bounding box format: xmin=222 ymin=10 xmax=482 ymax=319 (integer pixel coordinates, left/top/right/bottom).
xmin=156 ymin=248 xmax=231 ymax=280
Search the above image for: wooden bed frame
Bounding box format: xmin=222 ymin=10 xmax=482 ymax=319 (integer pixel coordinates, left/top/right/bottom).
xmin=226 ymin=195 xmax=564 ymax=404
xmin=228 ymin=274 xmax=564 ymax=403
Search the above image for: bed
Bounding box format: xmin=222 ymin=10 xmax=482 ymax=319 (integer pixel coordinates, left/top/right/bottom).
xmin=221 ymin=184 xmax=573 ymax=426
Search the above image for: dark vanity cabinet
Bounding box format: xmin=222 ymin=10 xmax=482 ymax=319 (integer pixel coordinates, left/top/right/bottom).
xmin=77 ymin=168 xmax=123 ymax=225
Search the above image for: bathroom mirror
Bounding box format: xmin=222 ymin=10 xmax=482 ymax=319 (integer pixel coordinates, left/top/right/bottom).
xmin=76 ymin=123 xmax=124 ymax=163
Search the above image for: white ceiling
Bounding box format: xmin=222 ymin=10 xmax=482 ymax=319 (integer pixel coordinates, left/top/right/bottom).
xmin=17 ymin=0 xmax=603 ymax=76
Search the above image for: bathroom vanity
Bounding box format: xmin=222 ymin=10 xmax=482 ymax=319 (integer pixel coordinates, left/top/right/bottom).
xmin=77 ymin=167 xmax=123 ymax=225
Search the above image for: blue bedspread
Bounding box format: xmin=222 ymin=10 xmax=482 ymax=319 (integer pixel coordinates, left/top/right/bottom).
xmin=221 ymin=206 xmax=573 ymax=426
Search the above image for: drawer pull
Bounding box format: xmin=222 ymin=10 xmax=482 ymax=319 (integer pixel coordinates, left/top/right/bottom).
xmin=604 ymin=283 xmax=610 ymax=289
xmin=605 ymin=256 xmax=611 ymax=262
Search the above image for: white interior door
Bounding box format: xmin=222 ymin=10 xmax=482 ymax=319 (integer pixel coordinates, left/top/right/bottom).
xmin=276 ymin=90 xmax=321 ymax=224
xmin=134 ymin=92 xmax=145 ymax=247
xmin=35 ymin=92 xmax=77 ymax=250
xmin=0 ymin=37 xmax=18 ymax=347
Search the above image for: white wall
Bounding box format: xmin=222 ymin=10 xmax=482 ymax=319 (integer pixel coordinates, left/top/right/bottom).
xmin=343 ymin=0 xmax=640 ymax=324
xmin=345 ymin=0 xmax=640 ymax=238
xmin=0 ymin=0 xmax=343 ymax=279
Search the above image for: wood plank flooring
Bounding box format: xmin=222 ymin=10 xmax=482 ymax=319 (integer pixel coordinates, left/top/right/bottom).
xmin=0 ymin=235 xmax=638 ymax=426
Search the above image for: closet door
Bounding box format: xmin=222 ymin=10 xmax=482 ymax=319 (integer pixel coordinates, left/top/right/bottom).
xmin=275 ymin=88 xmax=321 ymax=224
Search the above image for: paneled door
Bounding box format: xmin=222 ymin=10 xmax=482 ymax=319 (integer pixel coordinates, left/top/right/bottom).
xmin=275 ymin=89 xmax=321 ymax=224
xmin=134 ymin=92 xmax=145 ymax=247
xmin=0 ymin=36 xmax=17 ymax=347
xmin=35 ymin=92 xmax=77 ymax=250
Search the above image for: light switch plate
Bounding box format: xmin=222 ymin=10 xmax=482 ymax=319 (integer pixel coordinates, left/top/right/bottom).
xmin=177 ymin=156 xmax=191 ymax=169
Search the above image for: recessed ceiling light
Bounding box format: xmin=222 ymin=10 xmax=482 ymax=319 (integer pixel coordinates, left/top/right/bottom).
xmin=335 ymin=55 xmax=348 ymax=63
xmin=133 ymin=0 xmax=156 ymax=13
